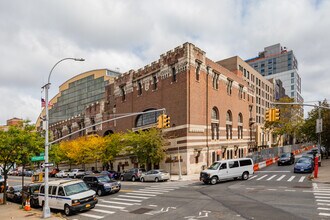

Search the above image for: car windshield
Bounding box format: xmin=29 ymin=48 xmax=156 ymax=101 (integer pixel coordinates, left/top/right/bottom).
xmin=297 ymin=158 xmax=311 ymax=164
xmin=97 ymin=175 xmax=110 ymax=182
xmin=281 ymin=153 xmax=290 ymax=158
xmin=64 ymin=182 xmax=89 ymax=196
xmin=208 ymin=162 xmax=221 ymax=170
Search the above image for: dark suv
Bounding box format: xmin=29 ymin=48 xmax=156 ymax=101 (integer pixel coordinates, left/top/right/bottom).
xmin=278 ymin=152 xmax=295 ymax=165
xmin=120 ymin=168 xmax=146 ymax=181
xmin=83 ymin=174 xmax=121 ymax=196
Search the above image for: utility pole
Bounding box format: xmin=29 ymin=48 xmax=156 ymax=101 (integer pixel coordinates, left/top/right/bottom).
xmin=318 ymin=101 xmax=322 ymax=153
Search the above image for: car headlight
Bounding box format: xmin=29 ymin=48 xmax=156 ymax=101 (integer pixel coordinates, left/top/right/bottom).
xmin=72 ymin=199 xmax=80 ymax=206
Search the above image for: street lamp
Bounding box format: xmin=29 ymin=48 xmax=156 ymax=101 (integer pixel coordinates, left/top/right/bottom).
xmin=42 ymin=58 xmax=84 ymax=218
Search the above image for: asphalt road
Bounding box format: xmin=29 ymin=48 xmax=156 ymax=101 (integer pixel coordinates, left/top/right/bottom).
xmin=5 ymin=159 xmax=322 ymax=220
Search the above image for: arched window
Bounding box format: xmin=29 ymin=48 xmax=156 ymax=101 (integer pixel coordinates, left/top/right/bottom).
xmin=211 ymin=107 xmax=219 ymax=140
xmin=226 ymin=110 xmax=232 ymax=140
xmin=135 ymin=109 xmax=161 ymax=128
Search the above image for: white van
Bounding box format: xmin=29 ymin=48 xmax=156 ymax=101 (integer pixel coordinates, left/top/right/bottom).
xmin=200 ymin=158 xmax=254 ymax=185
xmin=38 ymin=179 xmax=97 ymax=216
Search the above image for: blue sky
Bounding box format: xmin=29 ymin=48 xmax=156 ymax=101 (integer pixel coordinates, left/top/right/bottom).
xmin=0 ymin=0 xmax=329 ymax=124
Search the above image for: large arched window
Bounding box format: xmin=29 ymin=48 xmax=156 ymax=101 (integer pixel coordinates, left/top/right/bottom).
xmin=135 ymin=109 xmax=161 ymax=128
xmin=238 ymin=113 xmax=243 ymax=139
xmin=211 ymin=107 xmax=219 ymax=140
xmin=226 ymin=110 xmax=233 ymax=140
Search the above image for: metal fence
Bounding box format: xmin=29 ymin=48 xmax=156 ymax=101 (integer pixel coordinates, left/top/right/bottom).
xmin=247 ymin=143 xmax=312 ymax=164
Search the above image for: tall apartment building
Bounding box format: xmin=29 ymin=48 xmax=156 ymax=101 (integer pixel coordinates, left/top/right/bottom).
xmin=217 ymin=56 xmax=274 ymax=149
xmin=246 ymin=43 xmax=303 ymax=104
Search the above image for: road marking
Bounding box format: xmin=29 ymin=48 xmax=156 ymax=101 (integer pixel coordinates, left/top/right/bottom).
xmin=314 ymin=189 xmax=330 ymax=192
xmin=119 ymin=195 xmax=150 ymax=199
xmin=97 ymin=204 xmax=125 ymax=209
xmin=267 ymin=175 xmax=277 ymax=181
xmin=132 ymin=190 xmax=163 ymax=195
xmin=150 ymin=186 xmax=179 ymax=189
xmin=316 ymin=199 xmax=330 ymax=202
xmin=139 ymin=189 xmax=169 ymax=193
xmin=248 ymin=175 xmax=258 ymax=180
xmin=92 ymin=209 xmax=115 ymax=214
xmin=113 ymin=198 xmax=143 ymax=202
xmin=287 ymin=176 xmax=295 ymax=182
xmin=120 ymin=189 xmax=133 ymax=192
xmin=285 ymin=190 xmax=296 ymax=192
xmin=319 ymin=213 xmax=330 ymax=217
xmin=317 ymin=203 xmax=330 ymax=206
xmin=298 ymin=176 xmax=306 ymax=182
xmin=146 ymin=187 xmax=175 ymax=190
xmin=126 ymin=192 xmax=156 ymax=197
xmin=318 ymin=207 xmax=330 ymax=211
xmin=246 ymin=188 xmax=255 ymax=190
xmin=276 ymin=175 xmax=286 ymax=181
xmin=314 ymin=193 xmax=330 ymax=196
xmin=100 ymin=200 xmax=140 ymax=206
xmin=149 ymin=204 xmax=158 ymax=207
xmin=79 ymin=213 xmax=103 ymax=219
xmin=313 ymin=191 xmax=330 ymax=193
xmin=267 ymin=189 xmax=277 ymax=191
xmin=257 ymin=175 xmax=268 ymax=180
xmin=315 ymin=196 xmax=330 ymax=199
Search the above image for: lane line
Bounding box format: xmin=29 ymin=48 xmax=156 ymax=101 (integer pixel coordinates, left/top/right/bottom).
xmin=267 ymin=175 xmax=277 ymax=181
xmin=276 ymin=175 xmax=286 ymax=181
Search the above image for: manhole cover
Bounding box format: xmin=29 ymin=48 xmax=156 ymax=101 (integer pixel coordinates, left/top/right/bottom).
xmin=130 ymin=208 xmax=153 ymax=214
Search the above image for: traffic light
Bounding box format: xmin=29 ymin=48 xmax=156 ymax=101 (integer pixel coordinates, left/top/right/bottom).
xmin=157 ymin=114 xmax=163 ymax=128
xmin=163 ymin=114 xmax=171 ymax=128
xmin=274 ymin=108 xmax=280 ymax=121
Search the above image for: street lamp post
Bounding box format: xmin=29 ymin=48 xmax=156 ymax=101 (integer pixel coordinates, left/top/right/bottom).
xmin=42 ymin=58 xmax=84 ymax=218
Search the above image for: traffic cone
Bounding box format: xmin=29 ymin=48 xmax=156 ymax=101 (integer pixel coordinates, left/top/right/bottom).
xmin=24 ymin=198 xmax=31 ymax=211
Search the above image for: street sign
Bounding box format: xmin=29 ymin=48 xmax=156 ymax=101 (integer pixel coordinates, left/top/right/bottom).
xmin=41 ymin=163 xmax=54 ymax=168
xmin=316 ymin=119 xmax=323 ymax=133
xmin=31 ymin=156 xmax=44 ymax=162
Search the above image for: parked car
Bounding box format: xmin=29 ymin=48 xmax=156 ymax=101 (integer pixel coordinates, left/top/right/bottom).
xmin=0 ymin=178 xmax=8 ymax=193
xmin=22 ymin=183 xmax=41 ymax=207
xmin=68 ymin=169 xmax=86 ymax=178
xmin=294 ymin=157 xmax=314 ymax=173
xmin=55 ymin=170 xmax=68 ymax=178
xmin=6 ymin=185 xmax=23 ymax=203
xmin=140 ymin=169 xmax=170 ymax=182
xmin=100 ymin=170 xmax=121 ymax=180
xmin=306 ymin=149 xmax=322 ymax=166
xmin=24 ymin=170 xmax=34 ymax=177
xmin=278 ymin=152 xmax=295 ymax=165
xmin=120 ymin=168 xmax=146 ymax=181
xmin=83 ymin=174 xmax=121 ymax=196
xmin=321 ymin=146 xmax=329 ymax=159
xmin=200 ymin=158 xmax=254 ymax=185
xmin=38 ymin=179 xmax=97 ymax=216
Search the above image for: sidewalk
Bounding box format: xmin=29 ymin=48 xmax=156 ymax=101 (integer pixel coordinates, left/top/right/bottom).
xmin=170 ymin=174 xmax=200 ymax=181
xmin=313 ymin=157 xmax=330 ymax=183
xmin=0 ymin=202 xmax=64 ymax=220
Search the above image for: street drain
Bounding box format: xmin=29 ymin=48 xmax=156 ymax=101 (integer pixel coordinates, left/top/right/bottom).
xmin=130 ymin=208 xmax=153 ymax=214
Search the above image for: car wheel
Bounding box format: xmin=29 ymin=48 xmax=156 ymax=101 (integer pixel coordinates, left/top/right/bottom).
xmin=140 ymin=177 xmax=145 ymax=182
xmin=64 ymin=204 xmax=72 ymax=216
xmin=155 ymin=177 xmax=159 ymax=182
xmin=97 ymin=189 xmax=103 ymax=196
xmin=242 ymin=172 xmax=249 ymax=180
xmin=210 ymin=176 xmax=218 ymax=185
xmin=132 ymin=176 xmax=136 ymax=182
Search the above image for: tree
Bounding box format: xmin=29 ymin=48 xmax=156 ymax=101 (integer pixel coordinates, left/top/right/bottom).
xmin=0 ymin=122 xmax=44 ymax=204
xmin=49 ymin=144 xmax=66 ymax=169
xmin=101 ymin=132 xmax=125 ymax=170
xmin=125 ymin=128 xmax=166 ymax=170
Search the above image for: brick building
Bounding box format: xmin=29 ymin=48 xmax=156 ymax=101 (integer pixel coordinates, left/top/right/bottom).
xmin=101 ymin=43 xmax=255 ymax=174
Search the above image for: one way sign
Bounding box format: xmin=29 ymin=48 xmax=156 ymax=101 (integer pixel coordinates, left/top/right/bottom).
xmin=41 ymin=162 xmax=54 ymax=168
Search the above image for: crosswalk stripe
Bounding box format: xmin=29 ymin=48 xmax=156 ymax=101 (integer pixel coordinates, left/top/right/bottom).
xmin=315 ymin=196 xmax=330 ymax=199
xmin=97 ymin=204 xmax=125 ymax=209
xmin=146 ymin=187 xmax=175 ymax=190
xmin=132 ymin=190 xmax=163 ymax=195
xmin=314 ymin=193 xmax=330 ymax=196
xmin=317 ymin=203 xmax=330 ymax=206
xmin=316 ymin=199 xmax=330 ymax=202
xmin=277 ymin=175 xmax=286 ymax=181
xmin=119 ymin=195 xmax=150 ymax=199
xmin=287 ymin=176 xmax=295 ymax=182
xmin=139 ymin=189 xmax=169 ymax=193
xmin=298 ymin=176 xmax=306 ymax=182
xmin=318 ymin=207 xmax=330 ymax=211
xmin=100 ymin=200 xmax=140 ymax=206
xmin=248 ymin=175 xmax=258 ymax=180
xmin=314 ymin=189 xmax=330 ymax=192
xmin=267 ymin=175 xmax=277 ymax=181
xmin=319 ymin=213 xmax=330 ymax=217
xmin=314 ymin=191 xmax=330 ymax=193
xmin=126 ymin=193 xmax=156 ymax=197
xmin=113 ymin=198 xmax=143 ymax=202
xmin=92 ymin=209 xmax=116 ymax=214
xmin=79 ymin=213 xmax=103 ymax=219
xmin=257 ymin=175 xmax=268 ymax=180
